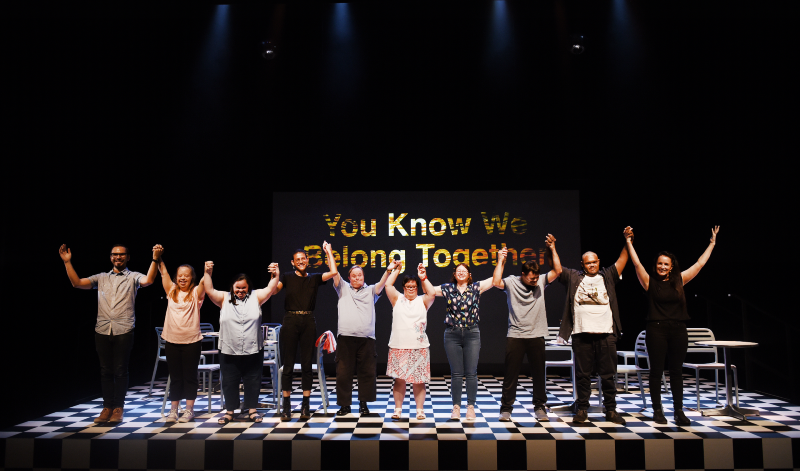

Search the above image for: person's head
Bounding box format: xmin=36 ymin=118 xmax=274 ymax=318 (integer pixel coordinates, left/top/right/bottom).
xmin=652 ymin=251 xmax=685 ymax=304
xmin=110 ymin=244 xmax=129 ymax=271
xmin=171 ymin=265 xmax=197 ymax=302
xmin=348 ymin=265 xmax=365 ymax=289
xmin=291 ymin=249 xmax=309 ymax=274
xmin=580 ymin=251 xmax=600 ymax=276
xmin=520 ymin=260 xmax=540 ymax=287
xmin=402 ymin=275 xmax=419 ymax=300
xmin=451 ymin=263 xmax=472 ymax=285
xmin=229 ymin=273 xmax=253 ymax=304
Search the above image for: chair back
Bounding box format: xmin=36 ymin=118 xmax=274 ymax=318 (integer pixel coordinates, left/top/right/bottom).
xmin=545 ymin=326 xmax=571 ymax=346
xmin=263 ymin=324 xmax=281 ymax=368
xmin=686 ymin=327 xmax=718 ymax=360
xmin=633 ymin=330 xmax=649 ymax=367
xmin=155 ymin=326 xmax=166 ymax=349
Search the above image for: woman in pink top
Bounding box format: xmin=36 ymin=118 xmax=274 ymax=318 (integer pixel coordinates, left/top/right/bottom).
xmin=156 ymin=245 xmax=207 ymax=423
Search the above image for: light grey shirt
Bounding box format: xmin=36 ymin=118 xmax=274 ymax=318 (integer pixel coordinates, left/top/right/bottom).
xmin=334 ymin=279 xmax=380 ymax=339
xmin=219 ymin=293 xmax=263 ymax=355
xmin=89 ymin=268 xmax=145 ymax=335
xmin=503 ymin=274 xmax=550 ymax=338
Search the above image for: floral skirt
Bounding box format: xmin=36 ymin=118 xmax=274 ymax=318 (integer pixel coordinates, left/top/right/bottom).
xmin=386 ymin=348 xmax=430 ymax=383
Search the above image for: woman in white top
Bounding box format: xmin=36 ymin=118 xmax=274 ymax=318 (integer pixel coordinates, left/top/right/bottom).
xmin=203 ymin=261 xmax=280 ymax=424
xmin=384 ymin=261 xmax=436 ymax=420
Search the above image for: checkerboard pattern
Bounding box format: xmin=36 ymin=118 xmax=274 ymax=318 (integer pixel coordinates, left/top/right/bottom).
xmin=2 ymin=373 xmax=798 ymax=470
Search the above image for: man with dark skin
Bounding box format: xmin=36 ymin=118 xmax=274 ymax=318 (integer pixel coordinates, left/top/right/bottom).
xmin=555 ymin=227 xmax=633 ymax=425
xmin=59 ymin=243 xmax=160 ymax=423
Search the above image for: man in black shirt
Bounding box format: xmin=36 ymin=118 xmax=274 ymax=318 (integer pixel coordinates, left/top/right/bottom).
xmin=274 ymin=242 xmax=337 ymax=420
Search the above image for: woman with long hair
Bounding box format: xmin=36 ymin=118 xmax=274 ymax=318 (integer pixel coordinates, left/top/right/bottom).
xmin=430 ymin=263 xmax=495 ymax=420
xmin=156 ymin=245 xmax=207 ymax=423
xmin=203 ymin=261 xmax=280 ymax=424
xmin=384 ymin=262 xmax=437 ymax=420
xmin=625 ymin=226 xmax=720 ymax=425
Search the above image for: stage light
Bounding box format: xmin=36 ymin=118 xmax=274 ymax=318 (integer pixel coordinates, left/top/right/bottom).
xmin=571 ymin=35 xmax=585 ymax=54
xmin=261 ymin=41 xmax=278 ymax=60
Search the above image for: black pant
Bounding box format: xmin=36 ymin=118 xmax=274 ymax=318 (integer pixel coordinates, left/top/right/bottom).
xmin=95 ymin=331 xmax=134 ymax=409
xmin=164 ymin=340 xmax=202 ymax=401
xmin=335 ymin=336 xmax=377 ymax=406
xmin=220 ymin=352 xmax=263 ymax=410
xmin=572 ymin=333 xmax=618 ymax=410
xmin=501 ymin=337 xmax=547 ymax=412
xmin=646 ymin=321 xmax=688 ymax=408
xmin=280 ymin=313 xmax=317 ymax=392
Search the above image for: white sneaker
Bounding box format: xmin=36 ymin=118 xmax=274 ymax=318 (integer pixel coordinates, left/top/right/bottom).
xmin=165 ymin=409 xmax=179 ymax=423
xmin=178 ymin=409 xmax=195 ymax=423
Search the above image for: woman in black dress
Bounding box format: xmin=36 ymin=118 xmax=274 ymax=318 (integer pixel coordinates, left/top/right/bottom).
xmin=625 ymin=226 xmax=720 ymax=425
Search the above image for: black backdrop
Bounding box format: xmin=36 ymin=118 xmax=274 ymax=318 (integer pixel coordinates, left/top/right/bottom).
xmin=3 ymin=1 xmax=794 ymax=430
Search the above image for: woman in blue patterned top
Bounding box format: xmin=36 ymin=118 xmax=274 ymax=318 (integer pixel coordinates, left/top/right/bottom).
xmin=432 ymin=264 xmax=496 ymax=420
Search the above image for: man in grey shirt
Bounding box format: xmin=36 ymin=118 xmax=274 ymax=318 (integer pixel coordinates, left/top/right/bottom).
xmin=492 ymin=236 xmax=562 ymax=422
xmin=59 ymin=243 xmax=160 ymax=423
xmin=332 ymin=259 xmax=396 ymax=416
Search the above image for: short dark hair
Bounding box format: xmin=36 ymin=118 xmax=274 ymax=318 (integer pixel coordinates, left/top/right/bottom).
xmin=402 ymin=275 xmax=419 ymax=287
xmin=229 ymin=273 xmax=253 ymax=305
xmin=521 ymin=260 xmax=540 ymax=275
xmin=110 ymin=244 xmax=129 ymax=253
xmin=292 ymin=249 xmax=307 ymax=259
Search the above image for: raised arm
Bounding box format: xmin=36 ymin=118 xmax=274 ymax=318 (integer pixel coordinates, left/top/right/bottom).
xmin=58 ymin=244 xmax=93 ymax=289
xmin=418 ymin=263 xmax=436 ymax=309
xmin=492 ymin=247 xmax=508 ymax=289
xmin=624 ymin=226 xmax=650 ymax=290
xmin=255 ymin=263 xmax=280 ymax=304
xmin=384 ymin=260 xmax=402 ymax=306
xmin=202 ymin=261 xmax=225 ymax=308
xmin=681 ymin=226 xmax=719 ymax=286
xmin=155 ymin=245 xmax=173 ymax=295
xmin=545 ymin=234 xmax=562 ymax=283
xmin=477 ymin=277 xmax=494 ymax=293
xmin=138 ymin=245 xmax=162 ymax=287
xmin=320 ymin=241 xmax=339 ymax=282
xmin=374 ymin=259 xmax=398 ymax=295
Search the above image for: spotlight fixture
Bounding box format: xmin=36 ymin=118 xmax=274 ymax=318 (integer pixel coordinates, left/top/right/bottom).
xmin=261 ymin=41 xmax=278 ymax=60
xmin=571 ymin=35 xmax=585 ymax=54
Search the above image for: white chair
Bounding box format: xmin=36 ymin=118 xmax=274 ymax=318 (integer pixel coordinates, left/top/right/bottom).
xmin=261 ymin=324 xmax=282 ymax=411
xmin=150 ymin=327 xmax=205 ymax=396
xmin=545 ymin=327 xmax=575 ymax=394
xmin=616 ymin=350 xmax=635 ymax=392
xmin=277 ymin=331 xmax=331 ymax=414
xmin=199 ymin=323 xmax=220 ymax=362
xmin=160 ymin=363 xmax=221 ymax=416
xmin=682 ymin=328 xmax=739 ymax=410
xmin=616 ymin=330 xmax=670 ymax=409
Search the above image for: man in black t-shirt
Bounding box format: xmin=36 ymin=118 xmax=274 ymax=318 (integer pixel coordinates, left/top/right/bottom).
xmin=273 ymin=242 xmax=337 ymax=421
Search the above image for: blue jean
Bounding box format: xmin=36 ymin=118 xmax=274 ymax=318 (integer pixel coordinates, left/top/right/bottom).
xmin=443 ymin=325 xmax=481 ymax=406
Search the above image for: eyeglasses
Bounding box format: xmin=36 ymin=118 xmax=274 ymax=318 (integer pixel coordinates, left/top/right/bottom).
xmin=110 ymin=253 xmax=128 ymax=258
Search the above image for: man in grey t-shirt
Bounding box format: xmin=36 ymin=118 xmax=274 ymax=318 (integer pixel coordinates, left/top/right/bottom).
xmin=59 ymin=243 xmax=159 ymax=424
xmin=332 ymin=260 xmax=396 ymax=416
xmin=492 ymin=236 xmax=562 ymax=422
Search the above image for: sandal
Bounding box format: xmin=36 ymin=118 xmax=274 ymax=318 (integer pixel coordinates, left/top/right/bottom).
xmin=248 ymin=409 xmax=263 ymax=423
xmin=217 ymin=411 xmax=234 ymax=425
xmin=391 ymin=408 xmax=402 ymax=420
xmin=416 ymin=409 xmax=426 ymax=420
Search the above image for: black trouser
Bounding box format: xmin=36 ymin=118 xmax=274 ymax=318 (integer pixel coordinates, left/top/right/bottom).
xmin=95 ymin=331 xmax=134 ymax=409
xmin=572 ymin=333 xmax=618 ymax=410
xmin=220 ymin=352 xmax=263 ymax=410
xmin=646 ymin=320 xmax=688 ymax=408
xmin=335 ymin=336 xmax=377 ymax=406
xmin=164 ymin=340 xmax=202 ymax=402
xmin=280 ymin=313 xmax=317 ymax=391
xmin=501 ymin=337 xmax=547 ymax=412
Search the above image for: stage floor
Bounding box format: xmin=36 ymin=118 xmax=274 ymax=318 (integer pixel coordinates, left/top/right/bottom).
xmin=2 ymin=374 xmax=798 ymax=470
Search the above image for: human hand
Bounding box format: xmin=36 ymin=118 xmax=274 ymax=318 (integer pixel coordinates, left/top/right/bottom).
xmin=205 ymin=261 xmax=214 ymax=275
xmin=544 ymin=234 xmax=556 ymax=249
xmin=556 ymin=336 xmax=569 ymax=345
xmin=395 ymin=260 xmax=403 ymax=272
xmin=153 ymin=244 xmax=164 ymax=260
xmin=623 ymin=226 xmax=634 ymax=242
xmin=417 ymin=263 xmax=427 ymax=279
xmin=498 ymin=247 xmax=508 ymax=263
xmin=387 ymin=259 xmax=398 ymax=272
xmin=268 ymin=262 xmax=279 ymax=277
xmin=322 ymin=241 xmax=332 ymax=254
xmin=710 ymin=226 xmax=720 ymax=244
xmin=59 ymin=244 xmax=72 ymax=262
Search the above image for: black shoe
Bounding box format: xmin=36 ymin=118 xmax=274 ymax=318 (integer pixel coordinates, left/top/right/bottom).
xmin=674 ymin=409 xmax=691 ymax=426
xmin=533 ymin=406 xmax=549 ymax=422
xmin=605 ymin=410 xmax=626 ymax=425
xmin=652 ymin=407 xmax=667 ymax=424
xmin=336 ymin=406 xmax=351 ymax=416
xmin=280 ymin=397 xmax=292 ymax=422
xmin=300 ymin=397 xmax=311 ymax=419
xmin=573 ymin=409 xmax=588 ymax=423
xmin=359 ymin=401 xmax=370 ymax=415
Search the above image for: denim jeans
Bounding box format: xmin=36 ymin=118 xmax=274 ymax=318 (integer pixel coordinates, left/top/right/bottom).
xmin=95 ymin=331 xmax=134 ymax=409
xmin=443 ymin=325 xmax=481 ymax=406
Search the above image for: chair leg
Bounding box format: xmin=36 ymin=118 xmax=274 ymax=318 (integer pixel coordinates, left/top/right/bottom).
xmin=150 ymin=356 xmax=161 ymax=396
xmin=637 ymin=372 xmax=646 ymax=409
xmin=161 ymin=375 xmax=172 ymax=417
xmin=277 ymin=367 xmax=283 ymax=414
xmin=714 ymin=368 xmax=720 ymax=404
xmin=695 ymin=369 xmax=701 ymax=411
xmin=731 ymin=365 xmax=740 ymax=407
xmin=662 ymin=373 xmax=669 ymax=393
xmin=624 ymin=372 xmax=629 ymax=393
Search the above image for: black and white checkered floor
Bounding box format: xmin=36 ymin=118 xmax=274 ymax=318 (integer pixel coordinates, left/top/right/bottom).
xmin=2 ymin=374 xmax=798 ymax=470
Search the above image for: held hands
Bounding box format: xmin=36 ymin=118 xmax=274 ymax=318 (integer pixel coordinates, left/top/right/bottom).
xmin=153 ymin=244 xmax=164 ymax=260
xmin=387 ymin=259 xmax=398 ymax=272
xmin=417 ymin=263 xmax=427 ymax=279
xmin=205 ymin=261 xmax=214 ymax=275
xmin=623 ymin=226 xmax=634 ymax=242
xmin=497 ymin=247 xmax=508 ymax=263
xmin=58 ymin=244 xmax=72 ymax=262
xmin=322 ymin=241 xmax=332 ymax=255
xmin=556 ymin=336 xmax=569 ymax=345
xmin=268 ymin=262 xmax=279 ymax=278
xmin=710 ymin=226 xmax=720 ymax=244
xmin=544 ymin=234 xmax=556 ymax=250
